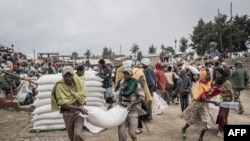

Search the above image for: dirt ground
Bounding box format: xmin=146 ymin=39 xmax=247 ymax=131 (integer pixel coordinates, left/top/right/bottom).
xmin=0 ymin=91 xmax=250 ymax=141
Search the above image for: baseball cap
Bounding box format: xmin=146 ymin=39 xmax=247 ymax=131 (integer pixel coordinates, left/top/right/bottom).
xmin=123 ymin=67 xmax=133 ymax=75
xmin=62 ymin=66 xmax=74 ymax=76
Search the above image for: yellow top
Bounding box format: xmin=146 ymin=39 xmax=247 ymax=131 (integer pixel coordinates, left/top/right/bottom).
xmin=51 ymin=76 xmax=87 ymax=111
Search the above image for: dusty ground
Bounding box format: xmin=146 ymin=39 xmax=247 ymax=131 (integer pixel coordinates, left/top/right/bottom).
xmin=0 ymin=90 xmax=250 ymax=141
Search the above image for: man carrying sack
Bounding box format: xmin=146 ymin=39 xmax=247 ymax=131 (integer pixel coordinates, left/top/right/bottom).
xmin=51 ymin=66 xmax=88 ymax=141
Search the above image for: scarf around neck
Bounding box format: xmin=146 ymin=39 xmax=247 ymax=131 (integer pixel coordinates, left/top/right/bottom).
xmin=121 ymin=78 xmax=138 ymax=97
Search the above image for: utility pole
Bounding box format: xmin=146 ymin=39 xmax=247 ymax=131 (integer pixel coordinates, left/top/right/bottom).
xmin=120 ymin=45 xmax=122 ymax=55
xmin=230 ymin=2 xmax=232 ymax=52
xmin=175 ymin=39 xmax=177 ymax=54
xmin=218 ymin=9 xmax=223 ymax=51
xmin=33 ymin=49 xmax=36 ymax=60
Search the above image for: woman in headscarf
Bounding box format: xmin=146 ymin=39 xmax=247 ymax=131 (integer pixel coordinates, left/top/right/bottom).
xmin=214 ymin=67 xmax=233 ymax=137
xmin=181 ymin=68 xmax=222 ymax=141
xmin=155 ymin=61 xmax=169 ymax=103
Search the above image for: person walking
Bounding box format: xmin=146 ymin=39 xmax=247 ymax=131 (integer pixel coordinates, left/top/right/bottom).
xmin=181 ymin=68 xmax=223 ymax=141
xmin=51 ymin=66 xmax=88 ymax=141
xmin=214 ymin=67 xmax=234 ymax=137
xmin=175 ymin=69 xmax=192 ymax=114
xmin=117 ymin=67 xmax=145 ymax=141
xmin=230 ymin=60 xmax=249 ymax=114
xmin=165 ymin=66 xmax=174 ymax=104
xmin=155 ymin=61 xmax=169 ymax=103
xmin=141 ymin=58 xmax=155 ymax=121
xmin=97 ymin=59 xmax=114 ymax=109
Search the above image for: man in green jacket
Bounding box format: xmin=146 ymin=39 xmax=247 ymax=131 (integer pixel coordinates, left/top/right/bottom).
xmin=230 ymin=60 xmax=249 ymax=114
xmin=51 ymin=66 xmax=88 ymax=141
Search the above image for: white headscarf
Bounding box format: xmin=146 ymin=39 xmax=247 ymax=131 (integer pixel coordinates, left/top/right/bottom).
xmin=122 ymin=60 xmax=132 ymax=68
xmin=141 ymin=58 xmax=151 ymax=66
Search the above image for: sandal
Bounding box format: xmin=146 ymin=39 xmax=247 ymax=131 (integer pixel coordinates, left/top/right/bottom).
xmin=180 ymin=128 xmax=186 ymax=139
xmin=136 ymin=129 xmax=143 ymax=134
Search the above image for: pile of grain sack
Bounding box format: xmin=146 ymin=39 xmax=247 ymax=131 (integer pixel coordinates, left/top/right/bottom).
xmin=30 ymin=71 xmax=106 ymax=133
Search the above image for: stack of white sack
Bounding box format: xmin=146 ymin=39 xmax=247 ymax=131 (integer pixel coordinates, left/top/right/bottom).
xmin=152 ymin=92 xmax=168 ymax=115
xmin=31 ymin=74 xmax=65 ymax=131
xmin=84 ymin=71 xmax=106 ymax=108
xmin=30 ymin=72 xmax=107 ymax=133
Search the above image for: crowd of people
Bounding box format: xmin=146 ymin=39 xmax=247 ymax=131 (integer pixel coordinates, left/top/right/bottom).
xmin=50 ymin=56 xmax=248 ymax=141
xmin=1 ymin=45 xmax=249 ymax=141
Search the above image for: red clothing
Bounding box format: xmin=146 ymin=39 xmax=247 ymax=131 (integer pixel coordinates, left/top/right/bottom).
xmin=155 ymin=62 xmax=168 ymax=90
xmin=216 ymin=107 xmax=229 ymax=132
xmin=52 ymin=63 xmax=58 ymax=71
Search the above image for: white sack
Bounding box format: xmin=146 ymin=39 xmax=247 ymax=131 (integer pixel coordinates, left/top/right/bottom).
xmin=85 ymin=81 xmax=103 ymax=87
xmin=36 ymin=91 xmax=52 ymax=99
xmin=16 ymin=84 xmax=32 ymax=102
xmin=34 ymin=119 xmax=64 ymax=127
xmin=86 ymin=102 xmax=105 ymax=107
xmin=32 ymin=98 xmax=51 ymax=107
xmin=208 ymin=95 xmax=220 ymax=124
xmin=35 ymin=74 xmax=62 ymax=85
xmin=84 ymin=119 xmax=105 ymax=134
xmin=86 ymin=97 xmax=105 ymax=103
xmin=82 ymin=105 xmax=128 ymax=128
xmin=32 ymin=111 xmax=62 ymax=122
xmin=36 ymin=84 xmax=55 ymax=92
xmin=88 ymin=92 xmax=103 ymax=98
xmin=188 ymin=65 xmax=200 ymax=75
xmin=85 ymin=76 xmax=103 ymax=81
xmin=87 ymin=87 xmax=106 ymax=92
xmin=32 ymin=124 xmax=65 ymax=130
xmin=152 ymin=92 xmax=168 ymax=115
xmin=32 ymin=104 xmax=52 ymax=115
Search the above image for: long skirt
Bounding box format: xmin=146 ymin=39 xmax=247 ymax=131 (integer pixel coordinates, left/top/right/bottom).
xmin=183 ymin=101 xmax=212 ymax=130
xmin=216 ymin=107 xmax=229 ymax=132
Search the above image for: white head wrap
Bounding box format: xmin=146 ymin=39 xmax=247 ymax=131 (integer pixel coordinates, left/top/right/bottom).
xmin=122 ymin=60 xmax=132 ymax=68
xmin=141 ymin=58 xmax=151 ymax=66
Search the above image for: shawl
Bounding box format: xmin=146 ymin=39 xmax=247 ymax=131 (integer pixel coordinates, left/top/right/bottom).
xmin=121 ymin=78 xmax=138 ymax=97
xmin=193 ymin=69 xmax=212 ymax=100
xmin=51 ymin=75 xmax=87 ymax=111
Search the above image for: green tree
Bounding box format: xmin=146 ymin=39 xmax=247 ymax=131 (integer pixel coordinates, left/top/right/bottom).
xmin=130 ymin=44 xmax=139 ymax=64
xmin=190 ymin=14 xmax=250 ymax=55
xmin=148 ymin=44 xmax=156 ymax=54
xmin=84 ymin=49 xmax=91 ymax=59
xmin=161 ymin=44 xmax=165 ymax=53
xmin=231 ymin=15 xmax=250 ymax=51
xmin=165 ymin=46 xmax=175 ymax=54
xmin=179 ymin=37 xmax=189 ymax=53
xmin=102 ymin=47 xmax=109 ymax=56
xmin=71 ymin=52 xmax=78 ymax=59
xmin=102 ymin=47 xmax=113 ymax=59
xmin=137 ymin=51 xmax=143 ymax=62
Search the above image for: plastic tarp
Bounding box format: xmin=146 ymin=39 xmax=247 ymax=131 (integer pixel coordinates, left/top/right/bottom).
xmin=152 ymin=92 xmax=168 ymax=115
